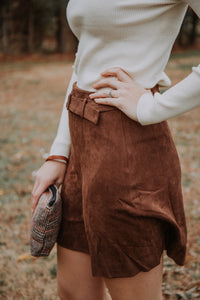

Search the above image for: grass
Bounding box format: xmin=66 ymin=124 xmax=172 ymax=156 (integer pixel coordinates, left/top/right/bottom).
xmin=0 ymin=50 xmax=200 ymax=299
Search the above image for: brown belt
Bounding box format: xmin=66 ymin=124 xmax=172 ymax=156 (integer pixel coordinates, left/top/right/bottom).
xmin=66 ymin=82 xmax=159 ymax=125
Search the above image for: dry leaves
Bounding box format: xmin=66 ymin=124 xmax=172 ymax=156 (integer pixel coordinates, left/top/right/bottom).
xmin=0 ymin=52 xmax=200 ymax=299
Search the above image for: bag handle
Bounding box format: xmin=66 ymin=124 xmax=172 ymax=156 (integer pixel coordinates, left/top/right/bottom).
xmin=48 ymin=184 xmax=58 ymax=206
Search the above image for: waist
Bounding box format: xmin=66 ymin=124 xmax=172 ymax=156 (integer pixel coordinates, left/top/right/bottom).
xmin=73 ymin=80 xmax=160 ymax=96
xmin=66 ymin=81 xmax=159 ymax=126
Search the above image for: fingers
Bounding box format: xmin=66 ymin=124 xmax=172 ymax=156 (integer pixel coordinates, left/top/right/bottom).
xmin=91 ymin=67 xmax=133 ymax=99
xmin=92 ymin=77 xmax=122 ymax=90
xmin=31 ymin=179 xmax=62 ymax=213
xmin=31 ymin=161 xmax=66 ymax=213
xmin=94 ymin=97 xmax=118 ymax=107
xmin=89 ymin=91 xmax=110 ymax=99
xmin=89 ymin=89 xmax=119 ymax=99
xmin=101 ymin=67 xmax=133 ymax=82
xmin=54 ymin=182 xmax=61 ymax=189
xmin=31 ymin=177 xmax=50 ymax=213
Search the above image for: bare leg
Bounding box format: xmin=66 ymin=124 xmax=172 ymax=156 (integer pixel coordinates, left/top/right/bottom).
xmin=57 ymin=245 xmax=112 ymax=300
xmin=104 ymin=252 xmax=164 ymax=300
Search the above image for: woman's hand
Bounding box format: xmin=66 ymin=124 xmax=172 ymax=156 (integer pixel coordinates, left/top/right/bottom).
xmin=31 ymin=160 xmax=66 ymax=213
xmin=89 ymin=67 xmax=151 ymax=121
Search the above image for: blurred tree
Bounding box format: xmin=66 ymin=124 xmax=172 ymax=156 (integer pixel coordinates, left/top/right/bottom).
xmin=0 ymin=0 xmax=77 ymax=55
xmin=54 ymin=0 xmax=78 ymax=53
xmin=28 ymin=0 xmax=48 ymax=53
xmin=0 ymin=3 xmax=198 ymax=55
xmin=177 ymin=8 xmax=199 ymax=47
xmin=0 ymin=0 xmax=48 ymax=54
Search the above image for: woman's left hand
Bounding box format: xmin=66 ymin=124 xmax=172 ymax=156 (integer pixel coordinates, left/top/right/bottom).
xmin=89 ymin=67 xmax=150 ymax=122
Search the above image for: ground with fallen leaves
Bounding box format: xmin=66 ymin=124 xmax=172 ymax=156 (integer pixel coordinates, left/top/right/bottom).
xmin=0 ymin=51 xmax=200 ymax=299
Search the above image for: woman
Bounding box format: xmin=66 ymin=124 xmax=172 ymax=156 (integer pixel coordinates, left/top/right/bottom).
xmin=32 ymin=0 xmax=200 ymax=299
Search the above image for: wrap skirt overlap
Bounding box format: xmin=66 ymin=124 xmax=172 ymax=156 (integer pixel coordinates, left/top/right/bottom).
xmin=57 ymin=82 xmax=187 ymax=278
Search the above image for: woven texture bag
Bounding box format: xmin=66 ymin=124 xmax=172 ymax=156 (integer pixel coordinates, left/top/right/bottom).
xmin=30 ymin=184 xmax=62 ymax=257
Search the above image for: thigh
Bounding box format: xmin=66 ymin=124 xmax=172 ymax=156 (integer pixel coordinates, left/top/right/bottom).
xmin=57 ymin=245 xmax=111 ymax=300
xmin=104 ymin=251 xmax=164 ymax=300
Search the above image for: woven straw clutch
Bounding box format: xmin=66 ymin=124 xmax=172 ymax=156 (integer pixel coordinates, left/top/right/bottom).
xmin=30 ymin=184 xmax=62 ymax=257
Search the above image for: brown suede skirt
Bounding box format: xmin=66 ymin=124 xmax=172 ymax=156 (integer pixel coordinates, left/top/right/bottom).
xmin=57 ymin=82 xmax=187 ymax=278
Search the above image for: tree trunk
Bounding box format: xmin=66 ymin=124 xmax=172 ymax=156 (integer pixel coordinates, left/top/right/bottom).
xmin=56 ymin=6 xmax=78 ymax=53
xmin=28 ymin=7 xmax=34 ymax=53
xmin=65 ymin=21 xmax=78 ymax=53
xmin=56 ymin=7 xmax=67 ymax=53
xmin=2 ymin=6 xmax=9 ymax=54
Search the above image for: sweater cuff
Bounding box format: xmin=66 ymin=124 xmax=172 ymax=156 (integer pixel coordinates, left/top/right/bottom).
xmin=136 ymin=92 xmax=156 ymax=125
xmin=48 ymin=141 xmax=71 ymax=159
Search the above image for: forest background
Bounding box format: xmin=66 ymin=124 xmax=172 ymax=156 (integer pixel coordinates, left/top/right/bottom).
xmin=0 ymin=0 xmax=200 ymax=55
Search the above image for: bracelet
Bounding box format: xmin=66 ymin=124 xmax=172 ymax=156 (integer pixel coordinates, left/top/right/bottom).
xmin=45 ymin=155 xmax=68 ymax=164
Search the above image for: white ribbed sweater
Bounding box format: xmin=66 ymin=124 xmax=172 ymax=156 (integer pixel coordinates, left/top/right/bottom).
xmin=49 ymin=0 xmax=200 ymax=159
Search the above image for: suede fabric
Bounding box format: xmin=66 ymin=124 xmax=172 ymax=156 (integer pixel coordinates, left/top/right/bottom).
xmin=57 ymin=82 xmax=187 ymax=278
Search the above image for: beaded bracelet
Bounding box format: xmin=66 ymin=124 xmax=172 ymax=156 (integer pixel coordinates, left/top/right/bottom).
xmin=45 ymin=155 xmax=68 ymax=164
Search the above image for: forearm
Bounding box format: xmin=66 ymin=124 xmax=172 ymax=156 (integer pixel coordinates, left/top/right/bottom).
xmin=137 ymin=65 xmax=200 ymax=125
xmin=137 ymin=0 xmax=200 ymax=125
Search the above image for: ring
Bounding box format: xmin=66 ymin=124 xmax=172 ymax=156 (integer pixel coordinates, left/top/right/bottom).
xmin=108 ymin=90 xmax=113 ymax=98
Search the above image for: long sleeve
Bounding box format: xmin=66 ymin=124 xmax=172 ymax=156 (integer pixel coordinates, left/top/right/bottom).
xmin=48 ymin=68 xmax=77 ymax=158
xmin=137 ymin=0 xmax=200 ymax=125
